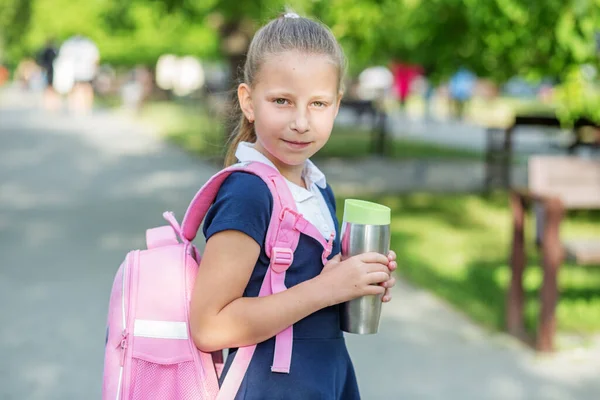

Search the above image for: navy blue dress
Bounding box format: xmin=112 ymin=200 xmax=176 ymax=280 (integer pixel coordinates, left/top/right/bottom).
xmin=203 ymin=172 xmax=361 ymax=400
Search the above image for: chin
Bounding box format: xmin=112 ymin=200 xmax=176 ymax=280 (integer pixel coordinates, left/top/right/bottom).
xmin=273 ymin=150 xmax=308 ymax=165
xmin=279 ymin=157 xmax=307 ymax=167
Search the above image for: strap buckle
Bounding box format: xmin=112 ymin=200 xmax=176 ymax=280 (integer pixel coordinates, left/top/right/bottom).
xmin=321 ymin=232 xmax=335 ymax=265
xmin=270 ymin=247 xmax=294 ymax=273
xmin=279 ymin=207 xmax=308 ymax=231
xmin=279 ymin=206 xmax=301 ymax=221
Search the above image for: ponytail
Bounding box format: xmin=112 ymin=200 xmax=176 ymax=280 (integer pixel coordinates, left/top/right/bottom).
xmin=224 ymin=115 xmax=256 ymax=167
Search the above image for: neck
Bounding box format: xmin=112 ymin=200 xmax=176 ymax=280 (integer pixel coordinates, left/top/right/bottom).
xmin=254 ymin=142 xmax=306 ymax=188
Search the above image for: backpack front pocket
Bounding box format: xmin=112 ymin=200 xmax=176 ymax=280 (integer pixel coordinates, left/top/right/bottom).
xmin=129 ymin=328 xmax=203 ymax=399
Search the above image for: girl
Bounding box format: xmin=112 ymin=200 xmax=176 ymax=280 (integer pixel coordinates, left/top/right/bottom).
xmin=190 ymin=12 xmax=397 ymax=399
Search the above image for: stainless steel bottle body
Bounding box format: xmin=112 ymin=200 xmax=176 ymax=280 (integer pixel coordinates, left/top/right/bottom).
xmin=339 ymin=222 xmax=390 ymax=334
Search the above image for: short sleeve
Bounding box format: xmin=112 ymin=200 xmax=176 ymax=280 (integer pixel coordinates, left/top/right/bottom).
xmin=202 ymin=172 xmax=273 ymax=247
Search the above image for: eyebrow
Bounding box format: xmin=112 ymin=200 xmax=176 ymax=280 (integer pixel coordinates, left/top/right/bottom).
xmin=264 ymin=90 xmax=335 ymax=101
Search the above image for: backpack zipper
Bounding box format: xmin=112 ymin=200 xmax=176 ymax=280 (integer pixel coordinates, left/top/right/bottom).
xmin=116 ymin=251 xmax=134 ymax=400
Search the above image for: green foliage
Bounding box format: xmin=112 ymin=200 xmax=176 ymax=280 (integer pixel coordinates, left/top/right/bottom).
xmin=2 ymin=0 xmax=600 ymax=87
xmin=17 ymin=0 xmax=220 ymax=66
xmin=554 ymin=66 xmax=600 ymax=126
xmin=0 ymin=0 xmax=32 ymax=64
xmin=354 ymin=0 xmax=600 ymax=83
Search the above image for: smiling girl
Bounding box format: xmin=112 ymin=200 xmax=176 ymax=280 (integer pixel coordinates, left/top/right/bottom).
xmin=189 ymin=12 xmax=397 ymax=399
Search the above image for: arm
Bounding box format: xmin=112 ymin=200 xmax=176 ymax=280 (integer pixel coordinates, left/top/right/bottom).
xmin=189 ymin=229 xmax=391 ymax=353
xmin=189 ymin=229 xmax=332 ymax=353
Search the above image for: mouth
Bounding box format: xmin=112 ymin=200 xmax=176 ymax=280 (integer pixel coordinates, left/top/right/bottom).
xmin=282 ymin=139 xmax=312 ymax=149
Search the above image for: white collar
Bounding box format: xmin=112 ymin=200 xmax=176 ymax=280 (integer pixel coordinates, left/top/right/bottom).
xmin=234 ymin=142 xmax=327 ymax=201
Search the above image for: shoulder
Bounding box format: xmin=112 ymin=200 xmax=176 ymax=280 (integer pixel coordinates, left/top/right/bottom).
xmin=202 ymin=171 xmax=274 ymax=246
xmin=217 ymin=171 xmax=273 ymax=208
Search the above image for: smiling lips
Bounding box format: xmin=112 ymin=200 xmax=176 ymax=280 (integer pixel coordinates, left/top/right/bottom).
xmin=283 ymin=139 xmax=311 ymax=149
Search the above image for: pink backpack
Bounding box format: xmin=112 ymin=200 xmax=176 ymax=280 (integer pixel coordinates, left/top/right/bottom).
xmin=102 ymin=162 xmax=335 ymax=400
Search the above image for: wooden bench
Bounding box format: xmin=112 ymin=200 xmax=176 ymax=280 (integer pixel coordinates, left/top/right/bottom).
xmin=507 ymin=155 xmax=600 ymax=351
xmin=485 ymin=115 xmax=600 ymax=191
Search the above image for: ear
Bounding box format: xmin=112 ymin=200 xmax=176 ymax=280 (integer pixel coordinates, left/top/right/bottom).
xmin=334 ymin=91 xmax=344 ymax=117
xmin=238 ymin=83 xmax=255 ymax=123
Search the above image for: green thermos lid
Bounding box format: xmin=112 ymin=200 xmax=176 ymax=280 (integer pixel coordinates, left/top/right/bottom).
xmin=343 ymin=199 xmax=391 ymax=226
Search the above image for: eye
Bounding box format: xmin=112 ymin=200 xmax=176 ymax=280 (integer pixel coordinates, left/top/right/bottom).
xmin=312 ymin=101 xmax=327 ymax=108
xmin=274 ymin=98 xmax=289 ymax=105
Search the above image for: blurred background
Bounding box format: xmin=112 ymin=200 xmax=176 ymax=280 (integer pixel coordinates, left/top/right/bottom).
xmin=1 ymin=0 xmax=600 ymax=399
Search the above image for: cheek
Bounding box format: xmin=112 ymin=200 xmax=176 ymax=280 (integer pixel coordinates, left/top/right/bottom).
xmin=255 ymin=105 xmax=289 ymax=130
xmin=314 ymin=110 xmax=337 ymax=135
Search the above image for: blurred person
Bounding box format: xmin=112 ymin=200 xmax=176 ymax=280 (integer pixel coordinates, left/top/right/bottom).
xmin=190 ymin=11 xmax=397 ymax=400
xmin=37 ymin=39 xmax=60 ymax=111
xmin=0 ymin=65 xmax=8 ymax=86
xmin=356 ymin=65 xmax=393 ymax=102
xmin=94 ymin=64 xmax=117 ymax=97
xmin=120 ymin=66 xmax=153 ymax=112
xmin=15 ymin=58 xmax=39 ymax=90
xmin=390 ymin=62 xmax=423 ymax=108
xmin=448 ymin=67 xmax=476 ymax=119
xmin=56 ymin=34 xmax=100 ymax=114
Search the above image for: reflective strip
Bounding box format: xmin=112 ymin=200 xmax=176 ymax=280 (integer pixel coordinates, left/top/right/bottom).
xmin=115 ymin=366 xmax=123 ymax=400
xmin=133 ymin=320 xmax=189 ymax=340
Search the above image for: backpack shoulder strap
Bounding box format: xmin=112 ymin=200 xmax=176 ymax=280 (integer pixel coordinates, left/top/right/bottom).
xmin=179 ymin=162 xmax=292 ymax=240
xmin=179 ymin=162 xmax=300 ymax=392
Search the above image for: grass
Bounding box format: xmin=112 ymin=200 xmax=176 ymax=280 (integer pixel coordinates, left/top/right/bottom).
xmin=395 ymin=94 xmax=557 ymax=128
xmin=138 ymin=101 xmax=227 ymax=161
xmin=335 ymin=193 xmax=600 ymax=341
xmin=137 ymin=101 xmax=484 ymax=162
xmin=318 ymin=127 xmax=483 ymax=160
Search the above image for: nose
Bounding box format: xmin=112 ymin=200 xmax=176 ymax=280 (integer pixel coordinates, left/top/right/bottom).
xmin=291 ymin=111 xmax=310 ymax=134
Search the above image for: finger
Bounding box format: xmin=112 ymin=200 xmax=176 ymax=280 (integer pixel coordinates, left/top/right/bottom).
xmin=387 ymin=250 xmax=397 ymax=262
xmin=382 ymin=288 xmax=392 ymax=302
xmin=365 ymin=271 xmax=391 ymax=285
xmin=379 ymin=276 xmax=396 ymax=288
xmin=366 ymin=262 xmax=392 ymax=275
xmin=385 ymin=276 xmax=396 ymax=289
xmin=358 ymin=252 xmax=389 ymax=265
xmin=387 ymin=261 xmax=397 ymax=272
xmin=363 ymin=284 xmax=386 ymax=297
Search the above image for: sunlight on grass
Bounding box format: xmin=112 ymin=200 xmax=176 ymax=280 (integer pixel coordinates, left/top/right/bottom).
xmin=139 ymin=101 xmax=226 ymax=159
xmin=396 ymin=95 xmax=556 ymax=128
xmin=338 ymin=193 xmax=600 ymax=336
xmin=321 ymin=127 xmax=483 ymax=160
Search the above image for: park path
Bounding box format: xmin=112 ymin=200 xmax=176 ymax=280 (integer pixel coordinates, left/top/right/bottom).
xmin=1 ymin=86 xmax=599 ymax=400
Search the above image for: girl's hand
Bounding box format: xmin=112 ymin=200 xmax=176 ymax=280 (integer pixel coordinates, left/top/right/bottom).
xmin=381 ymin=250 xmax=397 ymax=303
xmin=318 ymin=252 xmax=390 ymax=306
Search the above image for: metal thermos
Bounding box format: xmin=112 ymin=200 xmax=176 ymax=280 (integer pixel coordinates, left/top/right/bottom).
xmin=340 ymin=200 xmax=391 ymax=334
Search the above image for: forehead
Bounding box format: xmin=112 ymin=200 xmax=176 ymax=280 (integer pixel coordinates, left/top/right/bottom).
xmin=254 ymin=51 xmax=339 ymax=94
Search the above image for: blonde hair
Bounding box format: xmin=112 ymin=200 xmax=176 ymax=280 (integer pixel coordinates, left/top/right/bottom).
xmin=224 ymin=12 xmax=347 ymax=166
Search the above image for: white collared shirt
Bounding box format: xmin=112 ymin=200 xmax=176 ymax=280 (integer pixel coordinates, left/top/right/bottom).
xmin=235 ymin=142 xmax=336 ymax=239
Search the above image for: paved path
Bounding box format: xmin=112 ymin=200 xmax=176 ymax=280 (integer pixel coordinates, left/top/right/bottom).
xmin=1 ymin=88 xmax=599 ymax=400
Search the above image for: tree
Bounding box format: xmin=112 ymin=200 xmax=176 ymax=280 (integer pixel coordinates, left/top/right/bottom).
xmin=3 ymin=0 xmax=599 ymax=86
xmin=0 ymin=0 xmax=32 ymax=65
xmin=340 ymin=0 xmax=600 ymax=84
